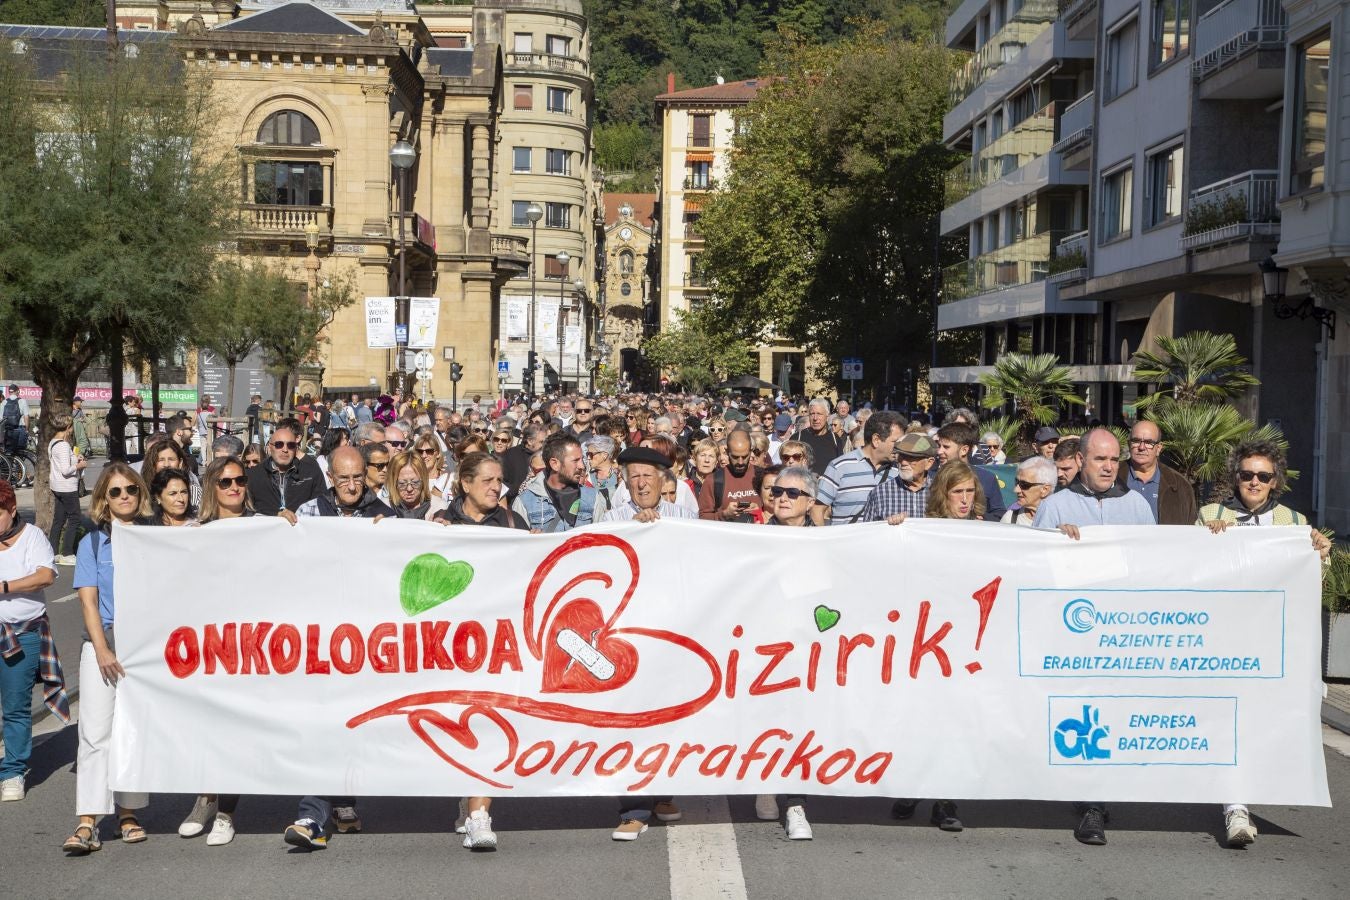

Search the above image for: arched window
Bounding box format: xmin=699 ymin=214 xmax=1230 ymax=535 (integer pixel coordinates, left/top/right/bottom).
xmin=257 ymin=110 xmax=321 ymax=146
xmin=618 ymin=250 xmax=634 ymax=275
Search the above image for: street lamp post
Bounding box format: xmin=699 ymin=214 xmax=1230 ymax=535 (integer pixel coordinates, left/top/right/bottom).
xmin=556 ymin=250 xmax=569 ymax=393
xmin=572 ymin=277 xmax=585 ymax=391
xmin=389 ymin=139 xmax=417 ymax=394
xmin=303 ymin=218 xmax=321 ymax=294
xmin=526 ymin=202 xmax=544 ymax=396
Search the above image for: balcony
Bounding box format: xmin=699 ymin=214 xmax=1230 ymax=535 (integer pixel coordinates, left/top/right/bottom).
xmin=1180 ymin=170 xmax=1279 ymax=250
xmin=946 ymin=100 xmax=1060 ymax=204
xmin=506 ymin=52 xmax=589 ymax=76
xmin=942 ymin=229 xmax=1067 ymax=302
xmin=948 ymin=0 xmax=1058 ymax=106
xmin=682 ymin=176 xmax=718 ymax=192
xmin=1191 ymin=0 xmax=1286 ymax=96
xmin=683 ymin=223 xmax=704 ymax=242
xmin=240 ymin=204 xmax=332 ymax=236
xmin=1050 ymin=91 xmax=1093 ymax=155
xmin=1057 ymin=0 xmax=1098 ymax=41
xmin=1047 ymin=228 xmax=1088 ymax=285
xmin=683 ymin=272 xmax=709 ymax=289
xmin=492 ymin=233 xmax=530 ymax=262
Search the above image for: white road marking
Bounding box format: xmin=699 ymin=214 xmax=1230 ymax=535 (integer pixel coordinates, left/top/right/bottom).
xmin=1324 ymin=724 xmax=1350 ymax=758
xmin=50 ymin=591 xmax=77 ymax=604
xmin=667 ymin=795 xmax=749 ymax=900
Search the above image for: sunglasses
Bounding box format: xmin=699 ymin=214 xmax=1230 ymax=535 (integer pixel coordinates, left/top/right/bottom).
xmin=216 ymin=476 xmax=248 ymax=489
xmin=709 ymin=428 xmax=725 ymax=434
xmin=417 ymin=448 xmax=439 ymax=456
xmin=770 ymin=485 xmax=808 ymax=500
xmin=493 ymin=435 xmax=512 ymax=443
xmin=367 ymin=461 xmax=389 ymax=471
xmin=781 ymin=453 xmax=805 ymax=463
xmin=472 ymin=428 xmax=489 ymax=435
xmin=108 ymin=484 xmax=141 ymax=499
xmin=244 ymin=459 xmax=260 ymax=467
xmin=272 ymin=440 xmax=299 ymax=450
xmin=387 ymin=439 xmax=408 ymax=449
xmin=1015 ymin=479 xmax=1048 ymax=491
xmin=576 ymin=407 xmax=593 ymax=413
xmin=1238 ymin=470 xmax=1275 ymax=484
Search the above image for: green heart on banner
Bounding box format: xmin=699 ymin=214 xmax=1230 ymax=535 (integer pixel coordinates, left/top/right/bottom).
xmin=814 ymin=604 xmax=841 ymax=632
xmin=400 ymin=554 xmax=475 ymax=616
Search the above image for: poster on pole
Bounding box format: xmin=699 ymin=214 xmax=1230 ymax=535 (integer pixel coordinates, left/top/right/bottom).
xmin=365 ymin=297 xmax=396 ymax=349
xmin=408 ymin=297 xmax=440 ymax=350
xmin=564 ymin=324 xmax=582 ymax=356
xmin=538 ymin=300 xmax=560 ymax=351
xmin=506 ymin=298 xmax=529 ymax=342
xmin=111 ymin=520 xmax=1330 ymax=805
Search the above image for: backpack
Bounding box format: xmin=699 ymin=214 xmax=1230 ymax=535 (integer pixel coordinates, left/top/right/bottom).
xmin=2 ymin=398 xmax=20 ymax=427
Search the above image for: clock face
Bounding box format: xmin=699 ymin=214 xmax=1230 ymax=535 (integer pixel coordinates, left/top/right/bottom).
xmin=619 ymin=227 xmax=633 ymax=240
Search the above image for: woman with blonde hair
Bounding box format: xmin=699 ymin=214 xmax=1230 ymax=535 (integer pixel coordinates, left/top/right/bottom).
xmin=926 ymin=460 xmax=986 ymax=521
xmin=388 ymin=450 xmax=434 ymax=520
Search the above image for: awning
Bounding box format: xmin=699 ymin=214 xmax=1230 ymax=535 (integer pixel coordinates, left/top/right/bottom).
xmin=683 ymin=198 xmax=704 ymax=211
xmin=685 ymin=152 xmax=714 ymax=162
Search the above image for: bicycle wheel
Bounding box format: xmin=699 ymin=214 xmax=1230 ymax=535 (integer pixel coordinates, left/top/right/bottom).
xmin=16 ymin=451 xmax=35 ymax=487
xmin=0 ymin=454 xmax=13 ymax=485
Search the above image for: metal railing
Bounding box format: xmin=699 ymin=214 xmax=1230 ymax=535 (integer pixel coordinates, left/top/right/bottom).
xmin=946 ymin=100 xmax=1060 ymax=204
xmin=507 ymin=52 xmax=589 ymax=75
xmin=1057 ymin=229 xmax=1089 ymax=259
xmin=683 ymin=223 xmax=704 ymax=240
xmin=683 ymin=175 xmax=717 ymax=191
xmin=1180 ymin=170 xmax=1280 ymax=249
xmin=949 ymin=0 xmax=1058 ymax=106
xmin=241 ymin=204 xmax=332 ymax=233
xmin=942 ymin=229 xmax=1068 ymax=302
xmin=1192 ymin=0 xmax=1286 ymax=80
xmin=684 ymin=272 xmax=709 ymax=288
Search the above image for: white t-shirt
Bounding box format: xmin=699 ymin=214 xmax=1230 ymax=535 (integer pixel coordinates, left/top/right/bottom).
xmin=0 ymin=525 xmax=55 ymax=624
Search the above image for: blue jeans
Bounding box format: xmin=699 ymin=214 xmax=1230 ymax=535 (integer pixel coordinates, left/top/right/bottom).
xmin=298 ymin=795 xmax=355 ymax=829
xmin=0 ymin=630 xmax=40 ymax=780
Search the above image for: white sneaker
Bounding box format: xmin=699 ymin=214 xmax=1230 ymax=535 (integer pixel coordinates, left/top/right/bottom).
xmin=612 ymin=819 xmax=648 ymax=841
xmin=55 ymin=555 xmax=77 ymax=567
xmin=785 ymin=805 xmax=813 ymax=841
xmin=178 ymin=795 xmax=216 ymax=837
xmin=1225 ymin=808 xmax=1257 ymax=847
xmin=754 ymin=794 xmax=779 ymax=820
xmin=0 ymin=775 xmax=24 ymax=801
xmin=454 ymin=797 xmax=469 ymax=834
xmin=462 ymin=809 xmax=497 ymax=850
xmin=205 ymin=813 xmax=235 ymax=846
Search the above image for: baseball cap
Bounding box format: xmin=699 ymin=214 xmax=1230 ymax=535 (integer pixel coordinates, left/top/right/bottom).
xmin=774 ymin=413 xmax=792 ymax=432
xmin=895 ymin=433 xmax=937 ymax=459
xmin=1034 ymin=426 xmax=1061 ymax=443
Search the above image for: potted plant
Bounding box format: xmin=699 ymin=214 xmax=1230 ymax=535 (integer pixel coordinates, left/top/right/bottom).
xmin=1323 ymin=546 xmax=1350 ymax=679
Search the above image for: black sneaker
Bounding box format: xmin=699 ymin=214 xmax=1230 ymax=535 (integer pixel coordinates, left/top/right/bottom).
xmin=1074 ymin=806 xmax=1107 ymax=845
xmin=284 ymin=819 xmax=327 ymax=850
xmin=891 ymin=799 xmax=919 ymax=820
xmin=931 ymin=800 xmax=963 ymax=832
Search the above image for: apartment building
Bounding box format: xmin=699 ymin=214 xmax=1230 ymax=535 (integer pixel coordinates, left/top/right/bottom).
xmin=653 ymin=77 xmax=812 ymax=393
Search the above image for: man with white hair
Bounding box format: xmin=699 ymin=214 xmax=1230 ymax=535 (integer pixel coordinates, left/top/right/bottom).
xmin=796 ymin=398 xmax=846 ymax=476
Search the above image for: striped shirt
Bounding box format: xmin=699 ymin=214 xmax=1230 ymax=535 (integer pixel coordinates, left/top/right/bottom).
xmin=602 ymin=500 xmax=698 ymax=522
xmin=816 ymin=449 xmax=898 ymax=525
xmin=859 ymin=470 xmax=932 ymax=521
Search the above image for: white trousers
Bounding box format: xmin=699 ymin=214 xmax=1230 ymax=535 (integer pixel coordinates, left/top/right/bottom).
xmin=76 ymin=641 xmax=148 ymax=818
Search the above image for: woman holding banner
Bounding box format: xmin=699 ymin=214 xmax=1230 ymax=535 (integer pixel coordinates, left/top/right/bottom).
xmin=63 ymin=463 xmax=151 ymax=855
xmin=1197 ymin=439 xmax=1332 ymax=847
xmin=388 ymin=451 xmax=434 ymax=521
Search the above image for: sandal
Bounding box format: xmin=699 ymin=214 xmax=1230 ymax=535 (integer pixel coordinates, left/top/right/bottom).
xmin=118 ymin=815 xmax=148 ymax=844
xmin=62 ymin=823 xmax=102 ymax=855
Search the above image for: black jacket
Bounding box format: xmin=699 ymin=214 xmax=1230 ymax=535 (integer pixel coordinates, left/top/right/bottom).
xmin=436 ymin=495 xmax=527 ymax=529
xmin=500 ymin=444 xmax=534 ymax=503
xmin=247 ymin=454 xmax=325 ymax=516
xmin=311 ymin=488 xmax=395 ymax=519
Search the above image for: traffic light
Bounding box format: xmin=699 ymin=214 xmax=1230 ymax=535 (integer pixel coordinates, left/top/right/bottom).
xmin=527 ymin=350 xmax=538 ymax=370
xmin=450 ymin=362 xmax=464 ymax=382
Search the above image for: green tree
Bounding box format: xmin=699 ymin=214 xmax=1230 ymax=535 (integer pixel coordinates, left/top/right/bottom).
xmin=1131 ymin=331 xmax=1260 ymax=410
xmin=253 ymin=267 xmax=359 ymax=409
xmin=0 ymin=0 xmax=103 ymax=26
xmin=696 ymin=27 xmax=970 ymax=401
xmin=978 ymin=353 xmax=1084 ymax=450
xmin=193 ymin=260 xmax=271 ymax=417
xmin=640 ymin=309 xmax=755 ymax=393
xmin=0 ymin=39 xmax=235 ymax=526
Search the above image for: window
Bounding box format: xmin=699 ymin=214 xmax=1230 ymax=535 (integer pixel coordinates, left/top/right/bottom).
xmin=1144 ymin=143 xmax=1183 ymax=227
xmin=512 ymin=147 xmax=531 ymax=173
xmin=545 ymin=255 xmax=569 ymax=278
xmin=1104 ymin=17 xmax=1139 ymax=102
xmin=254 ymin=161 xmax=323 ymax=206
xmin=1291 ymin=31 xmax=1331 ymax=194
xmin=1150 ymin=0 xmax=1189 ymax=68
xmin=1100 ymin=164 xmax=1134 ymax=241
xmin=691 ymin=114 xmax=711 ymax=148
xmin=687 ymin=160 xmax=711 ymax=189
xmin=547 ymin=34 xmax=570 ymax=56
xmin=513 ymin=33 xmax=532 ymax=54
xmin=546 ymin=201 xmax=570 ymax=228
xmin=545 ymin=148 xmax=570 ymax=175
xmin=257 ymin=110 xmax=320 ymax=146
xmin=511 ymin=200 xmax=535 ymax=227
xmin=434 ymin=35 xmax=467 ymax=48
xmin=513 ymin=85 xmax=532 ymax=110
xmin=546 ymin=87 xmax=571 ymax=114
xmin=618 ymin=250 xmax=634 ymax=274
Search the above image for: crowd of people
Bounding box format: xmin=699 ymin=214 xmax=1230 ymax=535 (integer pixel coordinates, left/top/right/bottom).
xmin=0 ymin=388 xmax=1333 ymax=856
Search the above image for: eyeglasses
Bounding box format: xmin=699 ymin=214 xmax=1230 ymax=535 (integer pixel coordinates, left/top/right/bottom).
xmin=472 ymin=427 xmax=489 ymax=435
xmin=1129 ymin=438 xmax=1160 ymax=448
xmin=108 ymin=484 xmax=141 ymax=499
xmin=367 ymin=461 xmax=389 ymax=471
xmin=709 ymin=428 xmax=725 ymax=435
xmin=1014 ymin=479 xmax=1049 ymax=491
xmin=272 ymin=440 xmax=299 ymax=450
xmin=1238 ymin=470 xmax=1275 ymax=484
xmin=781 ymin=453 xmax=805 ymax=463
xmin=395 ymin=479 xmax=422 ymax=490
xmin=244 ymin=458 xmax=260 ymax=467
xmin=625 ymin=415 xmax=636 ymax=421
xmin=575 ymin=407 xmax=593 ymax=414
xmin=492 ymin=436 xmax=512 ymax=444
xmin=333 ymin=475 xmax=364 ymax=485
xmin=216 ymin=476 xmax=248 ymax=489
xmin=387 ymin=439 xmax=408 ymax=449
xmin=417 ymin=448 xmax=439 ymax=457
xmin=769 ymin=485 xmax=809 ymax=500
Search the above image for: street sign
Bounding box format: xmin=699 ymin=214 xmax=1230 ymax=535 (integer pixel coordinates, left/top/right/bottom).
xmin=395 ymin=323 xmax=408 ymax=344
xmin=497 ymin=360 xmax=509 ymax=374
xmin=415 ymin=370 xmax=433 ymax=382
xmin=414 ymin=350 xmax=435 ymax=371
xmin=842 ymin=358 xmax=864 ymax=380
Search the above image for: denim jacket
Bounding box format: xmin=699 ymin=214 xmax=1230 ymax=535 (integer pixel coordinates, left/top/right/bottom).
xmin=511 ymin=473 xmax=608 ymax=532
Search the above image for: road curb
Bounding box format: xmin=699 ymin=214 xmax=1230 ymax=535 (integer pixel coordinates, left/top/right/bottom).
xmin=1323 ymin=701 xmax=1350 ymax=737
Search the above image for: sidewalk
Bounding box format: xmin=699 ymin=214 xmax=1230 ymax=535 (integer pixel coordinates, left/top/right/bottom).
xmin=1325 ymin=682 xmax=1350 ymax=736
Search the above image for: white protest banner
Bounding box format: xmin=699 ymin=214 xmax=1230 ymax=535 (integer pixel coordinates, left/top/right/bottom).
xmin=110 ymin=520 xmax=1330 ymax=804
xmin=408 ymin=297 xmax=440 ymax=350
xmin=537 ymin=300 xmax=559 ymax=350
xmin=365 ymin=297 xmax=396 ymax=349
xmin=506 ymin=298 xmax=529 ymax=341
xmin=564 ymin=324 xmax=582 ymax=356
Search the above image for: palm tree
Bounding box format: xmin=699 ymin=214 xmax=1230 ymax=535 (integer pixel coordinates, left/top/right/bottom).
xmin=1146 ymin=404 xmax=1290 ymax=500
xmin=979 ymin=353 xmax=1083 ymax=449
xmin=1131 ymin=332 xmax=1259 ymax=410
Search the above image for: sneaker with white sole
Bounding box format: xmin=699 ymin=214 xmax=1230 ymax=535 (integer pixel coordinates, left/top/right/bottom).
xmin=206 ymin=813 xmax=235 ymax=847
xmin=333 ymin=805 xmax=362 ymax=834
xmin=612 ymin=819 xmax=648 ymax=841
xmin=283 ymin=819 xmax=327 ymax=850
xmin=754 ymin=794 xmax=779 ymax=821
xmin=0 ymin=775 xmax=24 ymax=801
xmin=454 ymin=797 xmax=469 ymax=834
xmin=463 ymin=809 xmax=497 ymax=850
xmin=785 ymin=805 xmax=813 ymax=841
xmin=57 ymin=554 xmax=77 ymax=567
xmin=1225 ymin=808 xmax=1257 ymax=847
xmin=653 ymin=800 xmax=682 ymax=822
xmin=178 ymin=795 xmax=216 ymax=837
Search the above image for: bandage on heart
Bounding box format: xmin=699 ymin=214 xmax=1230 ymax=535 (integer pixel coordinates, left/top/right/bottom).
xmin=541 ymin=598 xmax=637 ymax=693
